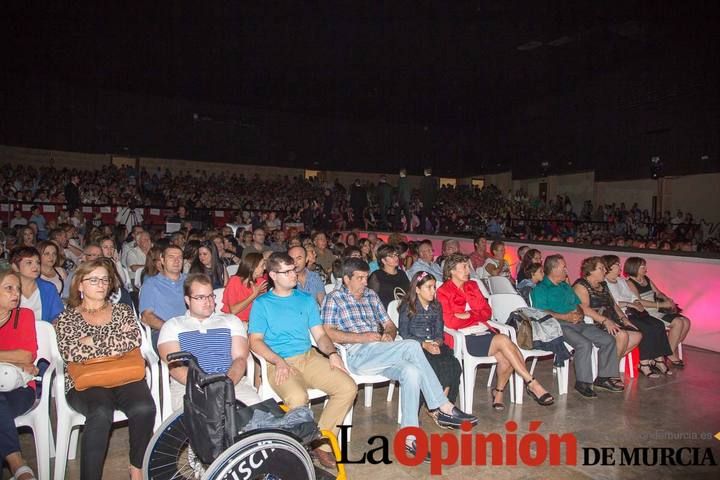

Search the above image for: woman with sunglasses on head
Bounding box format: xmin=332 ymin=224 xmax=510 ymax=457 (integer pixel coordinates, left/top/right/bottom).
xmin=602 ymin=255 xmax=673 ymax=377
xmin=55 ymin=259 xmax=155 ymax=480
xmin=189 ymin=240 xmax=228 ymax=289
xmin=368 ymin=244 xmax=410 ymax=309
xmin=0 ymin=269 xmax=39 ymax=480
xmin=398 ymin=271 xmax=462 ymax=406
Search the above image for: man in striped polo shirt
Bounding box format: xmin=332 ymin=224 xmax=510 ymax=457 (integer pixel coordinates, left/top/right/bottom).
xmin=158 ymin=273 xmax=261 ymax=411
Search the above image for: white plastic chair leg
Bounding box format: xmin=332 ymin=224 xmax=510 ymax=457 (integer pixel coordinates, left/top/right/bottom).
xmin=386 ymin=382 xmax=395 ymax=402
xmin=513 ymin=372 xmax=524 ymax=404
xmin=557 ymin=360 xmax=569 ymax=396
xmin=54 ymin=419 xmax=72 ymax=480
xmin=364 ymin=385 xmax=373 ymax=407
xmin=463 ymin=366 xmax=478 ymax=415
xmin=486 ymin=364 xmax=496 ymax=387
xmin=69 ymin=427 xmax=80 ymax=460
xmin=529 ymin=358 xmax=538 ymax=375
xmin=677 ymin=342 xmax=683 ymax=360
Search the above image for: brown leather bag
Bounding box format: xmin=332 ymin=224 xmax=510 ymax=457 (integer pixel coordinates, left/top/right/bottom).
xmin=67 ymin=347 xmax=145 ymax=391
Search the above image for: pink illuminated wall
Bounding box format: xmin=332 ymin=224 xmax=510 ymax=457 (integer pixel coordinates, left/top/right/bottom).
xmin=368 ymin=233 xmax=720 ymax=353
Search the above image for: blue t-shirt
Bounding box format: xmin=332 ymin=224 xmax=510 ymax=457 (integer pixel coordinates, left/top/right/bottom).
xmin=139 ymin=273 xmax=187 ymax=322
xmin=248 ymin=289 xmax=321 ymax=359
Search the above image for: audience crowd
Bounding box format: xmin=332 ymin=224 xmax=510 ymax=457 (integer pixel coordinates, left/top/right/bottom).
xmin=0 ymin=185 xmax=698 ymax=478
xmin=2 ymin=163 xmax=718 ymax=254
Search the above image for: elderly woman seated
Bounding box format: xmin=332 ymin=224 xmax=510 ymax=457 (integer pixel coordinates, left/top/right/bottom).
xmin=573 ymin=257 xmax=642 ymax=377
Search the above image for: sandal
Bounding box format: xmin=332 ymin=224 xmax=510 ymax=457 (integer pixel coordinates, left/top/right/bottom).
xmin=668 ymin=358 xmax=685 ymax=368
xmin=651 ymin=360 xmax=673 ymax=376
xmin=525 ymin=377 xmax=554 ymax=406
xmin=491 ymin=385 xmax=506 ymax=411
xmin=639 ymin=362 xmax=660 ymax=378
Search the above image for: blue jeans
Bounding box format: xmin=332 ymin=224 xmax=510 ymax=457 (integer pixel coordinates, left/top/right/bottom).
xmin=0 ymin=387 xmax=36 ymax=459
xmin=345 ymin=340 xmax=449 ymax=428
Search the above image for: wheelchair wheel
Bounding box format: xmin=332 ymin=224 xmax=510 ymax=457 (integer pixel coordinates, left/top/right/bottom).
xmin=143 ymin=410 xmax=206 ymax=480
xmin=201 ymin=430 xmax=316 ymax=480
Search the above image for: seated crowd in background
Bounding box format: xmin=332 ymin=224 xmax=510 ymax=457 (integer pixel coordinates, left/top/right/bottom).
xmin=2 ymin=162 xmax=718 ymax=253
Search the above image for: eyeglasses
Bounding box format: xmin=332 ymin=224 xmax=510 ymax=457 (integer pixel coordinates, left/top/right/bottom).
xmin=385 ymin=253 xmax=399 ymax=258
xmin=82 ymin=277 xmax=110 ymax=286
xmin=274 ymin=269 xmax=297 ymax=276
xmin=189 ymin=293 xmax=216 ymax=302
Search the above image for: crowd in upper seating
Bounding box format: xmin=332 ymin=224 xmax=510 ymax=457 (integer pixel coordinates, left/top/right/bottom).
xmin=2 ymin=163 xmax=719 ymax=255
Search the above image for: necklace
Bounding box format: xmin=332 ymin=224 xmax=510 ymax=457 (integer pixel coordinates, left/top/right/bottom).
xmin=80 ymin=302 xmax=109 ymax=314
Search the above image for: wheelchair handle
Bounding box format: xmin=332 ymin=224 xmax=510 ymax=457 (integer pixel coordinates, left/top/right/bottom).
xmin=198 ymin=372 xmax=230 ymax=388
xmin=166 ymin=351 xmax=230 ymax=387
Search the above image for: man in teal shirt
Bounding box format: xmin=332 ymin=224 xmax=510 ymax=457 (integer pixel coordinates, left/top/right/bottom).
xmin=531 ymin=254 xmax=621 ymax=398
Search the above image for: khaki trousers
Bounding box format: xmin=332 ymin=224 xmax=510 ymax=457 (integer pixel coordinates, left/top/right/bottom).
xmin=268 ymin=349 xmax=357 ymax=446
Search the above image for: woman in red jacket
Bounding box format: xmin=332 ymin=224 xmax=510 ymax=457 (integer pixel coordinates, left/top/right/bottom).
xmin=437 ymin=253 xmax=554 ymax=410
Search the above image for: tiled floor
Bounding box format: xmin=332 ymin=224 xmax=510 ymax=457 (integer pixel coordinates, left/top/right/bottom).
xmin=7 ymin=346 xmax=720 ymax=479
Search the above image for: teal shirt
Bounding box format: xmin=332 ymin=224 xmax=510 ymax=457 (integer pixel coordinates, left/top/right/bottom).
xmin=248 ymin=289 xmax=321 ymax=359
xmin=530 ymin=277 xmax=580 ymax=314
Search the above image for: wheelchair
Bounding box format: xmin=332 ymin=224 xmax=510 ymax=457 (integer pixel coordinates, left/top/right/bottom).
xmin=142 ymin=352 xmax=346 ymax=480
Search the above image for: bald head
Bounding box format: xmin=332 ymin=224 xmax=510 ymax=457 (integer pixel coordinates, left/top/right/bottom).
xmin=288 ymin=245 xmax=307 ymax=272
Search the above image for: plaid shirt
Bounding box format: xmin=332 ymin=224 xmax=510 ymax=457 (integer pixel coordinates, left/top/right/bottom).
xmin=321 ymin=285 xmax=390 ymax=336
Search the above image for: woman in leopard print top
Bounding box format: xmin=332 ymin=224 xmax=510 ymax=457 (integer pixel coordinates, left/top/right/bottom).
xmin=55 ymin=259 xmax=155 ymax=480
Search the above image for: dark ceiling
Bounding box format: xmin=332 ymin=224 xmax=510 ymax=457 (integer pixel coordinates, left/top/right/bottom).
xmin=1 ymin=1 xmax=718 ymax=177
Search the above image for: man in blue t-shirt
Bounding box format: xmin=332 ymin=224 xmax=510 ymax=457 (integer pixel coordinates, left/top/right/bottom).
xmin=249 ymin=252 xmax=356 ymax=469
xmin=139 ymin=245 xmax=187 ymax=347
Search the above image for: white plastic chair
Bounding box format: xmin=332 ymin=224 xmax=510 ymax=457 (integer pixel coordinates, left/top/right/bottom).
xmin=383 ymin=300 xmax=404 ymax=420
xmin=14 ymin=322 xmax=57 ymax=480
xmin=444 ymin=324 xmax=512 ymax=415
xmin=488 ymin=293 xmax=569 ymax=403
xmin=52 ymin=325 xmax=162 ymax=480
xmin=472 ymin=278 xmax=491 ymax=299
xmin=334 ymin=344 xmax=393 ymax=439
xmin=214 ymin=287 xmax=225 ymax=313
xmin=488 ymin=276 xmax=518 ymax=295
xmin=134 ymin=266 xmax=144 ymax=289
xmin=227 ymin=264 xmax=239 ymax=276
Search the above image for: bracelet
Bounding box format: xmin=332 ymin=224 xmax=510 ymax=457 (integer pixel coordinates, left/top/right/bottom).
xmin=328 ymin=351 xmax=339 ymax=357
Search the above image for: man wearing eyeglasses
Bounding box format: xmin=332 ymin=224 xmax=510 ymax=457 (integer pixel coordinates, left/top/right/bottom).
xmin=248 ymin=252 xmax=357 ymax=469
xmin=158 ymin=273 xmax=261 ymax=411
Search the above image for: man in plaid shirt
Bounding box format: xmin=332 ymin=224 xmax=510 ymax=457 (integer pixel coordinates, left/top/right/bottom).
xmin=322 ymin=258 xmax=478 ymax=462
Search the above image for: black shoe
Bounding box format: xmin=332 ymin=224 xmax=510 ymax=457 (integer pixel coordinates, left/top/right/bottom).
xmin=435 ymin=407 xmax=478 ymax=429
xmin=594 ymin=377 xmax=624 ymax=392
xmin=574 ymin=382 xmax=597 ymax=398
xmin=405 ymin=441 xmax=432 ymax=463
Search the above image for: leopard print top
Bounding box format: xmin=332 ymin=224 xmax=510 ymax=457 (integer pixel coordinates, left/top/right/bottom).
xmin=55 ymin=303 xmax=142 ymax=393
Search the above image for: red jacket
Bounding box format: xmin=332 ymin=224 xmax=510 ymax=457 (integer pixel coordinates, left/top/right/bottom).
xmin=437 ymin=280 xmax=493 ymax=348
